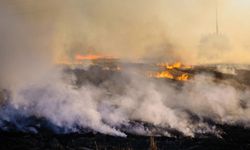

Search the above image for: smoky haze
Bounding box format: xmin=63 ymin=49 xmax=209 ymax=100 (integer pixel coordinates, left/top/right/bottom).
xmin=1 ymin=0 xmax=250 ymax=65
xmin=1 ymin=0 xmax=250 ymax=137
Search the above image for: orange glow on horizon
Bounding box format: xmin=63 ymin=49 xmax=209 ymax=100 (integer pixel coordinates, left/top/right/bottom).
xmin=75 ymin=54 xmax=103 ymax=60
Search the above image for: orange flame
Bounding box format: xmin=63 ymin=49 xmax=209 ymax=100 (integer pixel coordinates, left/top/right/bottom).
xmin=75 ymin=54 xmax=117 ymax=61
xmin=155 ymin=71 xmax=174 ymax=79
xmin=151 ymin=71 xmax=190 ymax=81
xmin=150 ymin=62 xmax=191 ymax=81
xmin=167 ymin=62 xmax=181 ymax=69
xmin=75 ymin=54 xmax=103 ymax=60
xmin=176 ymin=73 xmax=189 ymax=81
xmin=157 ymin=62 xmax=191 ymax=70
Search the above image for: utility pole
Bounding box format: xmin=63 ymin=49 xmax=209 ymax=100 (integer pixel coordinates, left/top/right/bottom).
xmin=216 ymin=0 xmax=219 ymax=35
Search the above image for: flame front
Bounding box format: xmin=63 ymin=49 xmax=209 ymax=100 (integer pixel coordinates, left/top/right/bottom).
xmin=150 ymin=62 xmax=191 ymax=81
xmin=158 ymin=62 xmax=191 ymax=70
xmin=75 ymin=54 xmax=103 ymax=61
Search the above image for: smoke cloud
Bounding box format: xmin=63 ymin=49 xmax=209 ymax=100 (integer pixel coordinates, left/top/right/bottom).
xmin=1 ymin=0 xmax=250 ymax=137
xmin=1 ymin=67 xmax=250 ymax=137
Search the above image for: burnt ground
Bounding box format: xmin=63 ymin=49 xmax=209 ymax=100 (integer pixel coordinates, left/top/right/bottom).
xmin=1 ymin=124 xmax=250 ymax=150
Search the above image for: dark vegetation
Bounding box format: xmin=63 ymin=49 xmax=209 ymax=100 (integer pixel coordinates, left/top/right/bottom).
xmin=1 ymin=124 xmax=250 ymax=150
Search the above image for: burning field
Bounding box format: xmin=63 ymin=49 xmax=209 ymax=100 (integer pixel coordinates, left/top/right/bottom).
xmin=1 ymin=58 xmax=250 ymax=149
xmin=2 ymin=0 xmax=250 ymax=149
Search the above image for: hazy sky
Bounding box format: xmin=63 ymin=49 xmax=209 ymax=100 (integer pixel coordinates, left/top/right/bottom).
xmin=1 ymin=0 xmax=250 ymax=64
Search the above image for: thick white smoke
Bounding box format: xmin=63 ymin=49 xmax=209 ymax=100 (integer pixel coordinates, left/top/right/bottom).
xmin=1 ymin=68 xmax=249 ymax=137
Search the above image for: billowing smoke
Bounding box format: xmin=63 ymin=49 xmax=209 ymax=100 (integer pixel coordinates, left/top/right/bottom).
xmin=1 ymin=0 xmax=250 ymax=138
xmin=1 ymin=67 xmax=250 ymax=137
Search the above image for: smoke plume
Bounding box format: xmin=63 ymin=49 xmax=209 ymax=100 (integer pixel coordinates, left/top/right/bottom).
xmin=1 ymin=67 xmax=250 ymax=137
xmin=1 ymin=0 xmax=250 ymax=137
